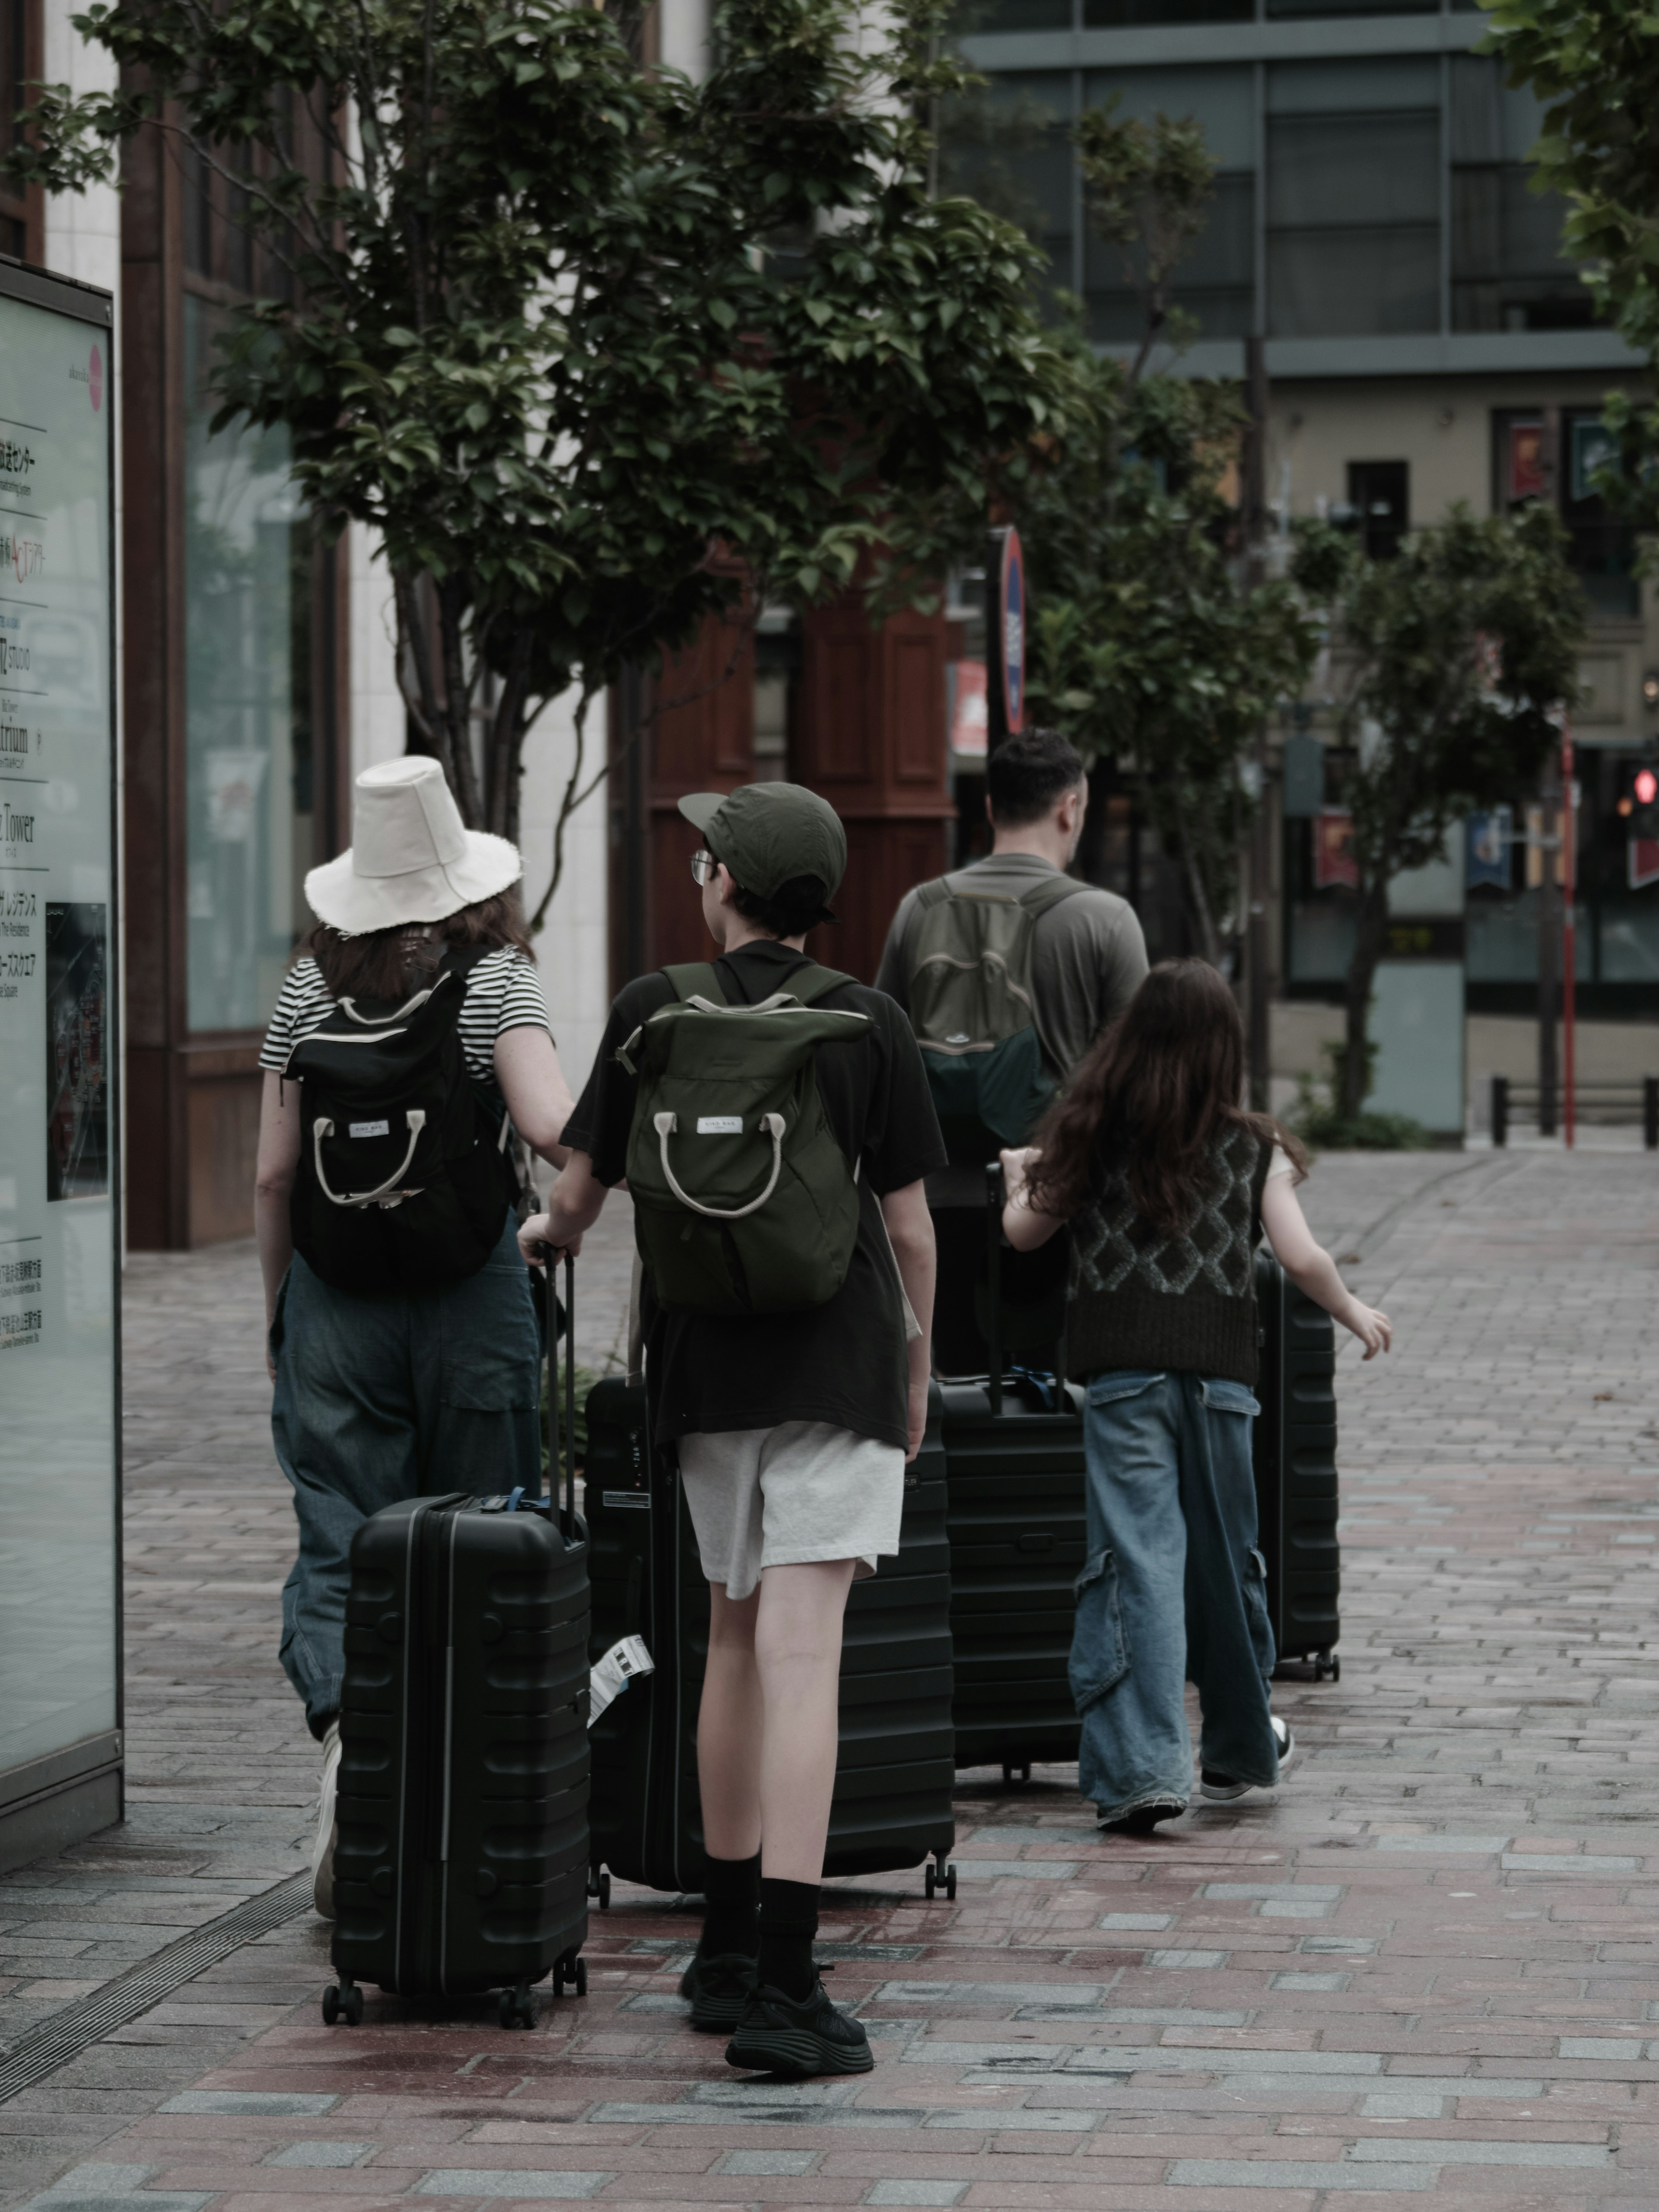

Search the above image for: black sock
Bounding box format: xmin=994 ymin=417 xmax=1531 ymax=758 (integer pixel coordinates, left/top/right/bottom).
xmin=757 ymin=1876 xmax=819 ymax=2001
xmin=699 ymin=1851 xmax=761 ymax=1959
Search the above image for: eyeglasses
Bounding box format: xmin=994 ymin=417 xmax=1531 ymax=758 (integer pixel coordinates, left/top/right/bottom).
xmin=690 ymin=849 xmax=717 ymax=888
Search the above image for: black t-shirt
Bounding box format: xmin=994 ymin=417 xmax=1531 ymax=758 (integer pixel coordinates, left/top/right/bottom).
xmin=563 ymin=939 xmax=947 ymax=1448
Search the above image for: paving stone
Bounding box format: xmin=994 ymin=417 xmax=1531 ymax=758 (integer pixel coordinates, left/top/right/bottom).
xmin=4 ymin=1149 xmax=1659 ymax=2209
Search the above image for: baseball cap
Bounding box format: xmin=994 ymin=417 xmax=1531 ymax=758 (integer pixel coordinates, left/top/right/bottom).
xmin=678 ymin=782 xmax=848 ymax=923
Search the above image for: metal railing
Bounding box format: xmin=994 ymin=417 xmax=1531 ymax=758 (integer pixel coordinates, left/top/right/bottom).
xmin=1491 ymin=1074 xmax=1659 ymax=1149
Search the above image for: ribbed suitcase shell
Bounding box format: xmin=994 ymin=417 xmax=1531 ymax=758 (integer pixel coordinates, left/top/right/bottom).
xmin=939 ymin=1377 xmax=1086 ymax=1772
xmin=586 ymin=1377 xmax=956 ymax=1894
xmin=1252 ymin=1249 xmax=1340 ymax=1675
xmin=332 ymin=1494 xmax=590 ymax=1999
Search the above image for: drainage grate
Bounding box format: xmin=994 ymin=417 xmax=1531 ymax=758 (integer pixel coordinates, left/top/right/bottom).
xmin=0 ymin=1870 xmax=315 ymax=2104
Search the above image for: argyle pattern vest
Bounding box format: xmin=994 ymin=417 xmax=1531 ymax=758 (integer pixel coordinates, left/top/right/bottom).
xmin=1065 ymin=1122 xmax=1273 ymax=1388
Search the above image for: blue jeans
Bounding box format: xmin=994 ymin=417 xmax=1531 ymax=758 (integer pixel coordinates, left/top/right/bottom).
xmin=1072 ymin=1370 xmax=1277 ymax=1820
xmin=269 ymin=1211 xmax=542 ymax=1739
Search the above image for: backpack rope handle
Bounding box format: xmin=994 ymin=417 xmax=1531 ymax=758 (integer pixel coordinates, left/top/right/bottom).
xmin=653 ymin=1110 xmax=785 ymax=1220
xmin=312 ymin=1109 xmax=427 ymax=1208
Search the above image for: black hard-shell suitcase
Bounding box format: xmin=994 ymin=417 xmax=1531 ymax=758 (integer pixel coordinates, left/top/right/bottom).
xmin=585 ymin=1373 xmax=958 ymax=1902
xmin=940 ymin=1166 xmax=1085 ymax=1777
xmin=325 ymin=1256 xmax=591 ymax=2029
xmin=1252 ymin=1249 xmax=1340 ymax=1680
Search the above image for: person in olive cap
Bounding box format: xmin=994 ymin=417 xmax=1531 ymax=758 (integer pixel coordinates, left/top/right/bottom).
xmin=520 ymin=782 xmax=945 ymax=2077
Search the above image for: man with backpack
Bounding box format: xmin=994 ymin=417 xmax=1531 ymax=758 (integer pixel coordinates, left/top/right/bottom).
xmin=519 ymin=781 xmax=944 ymax=2078
xmin=874 ymin=728 xmax=1147 ymax=1371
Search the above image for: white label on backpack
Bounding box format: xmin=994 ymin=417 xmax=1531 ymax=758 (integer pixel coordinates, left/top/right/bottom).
xmin=696 ymin=1116 xmax=743 ymax=1135
xmin=348 ymin=1119 xmax=391 ymax=1138
xmin=945 ymin=1034 xmax=970 ymax=1046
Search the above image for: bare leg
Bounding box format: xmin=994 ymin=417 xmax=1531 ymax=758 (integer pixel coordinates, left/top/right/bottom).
xmin=698 ymin=1582 xmax=763 ymax=1861
xmin=754 ymin=1557 xmax=857 ymax=1883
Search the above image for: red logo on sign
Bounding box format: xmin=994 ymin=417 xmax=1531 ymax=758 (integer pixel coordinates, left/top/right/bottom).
xmin=88 ymin=344 xmax=102 ymax=413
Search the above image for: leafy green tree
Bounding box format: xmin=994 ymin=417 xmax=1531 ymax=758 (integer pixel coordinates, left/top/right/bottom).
xmin=1290 ymin=507 xmax=1585 ymax=1119
xmin=1012 ymin=101 xmax=1319 ymax=964
xmin=11 ymin=0 xmax=1065 ymax=912
xmin=1478 ymin=0 xmax=1659 ymax=518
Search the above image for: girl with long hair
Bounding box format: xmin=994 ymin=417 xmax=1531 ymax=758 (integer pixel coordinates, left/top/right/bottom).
xmin=1001 ymin=958 xmax=1389 ymax=1834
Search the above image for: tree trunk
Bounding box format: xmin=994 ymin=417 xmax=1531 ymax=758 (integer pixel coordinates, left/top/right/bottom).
xmin=1340 ymin=873 xmax=1391 ymax=1120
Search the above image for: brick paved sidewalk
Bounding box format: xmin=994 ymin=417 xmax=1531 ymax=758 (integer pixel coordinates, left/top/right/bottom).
xmin=5 ymin=1149 xmax=1659 ymax=2210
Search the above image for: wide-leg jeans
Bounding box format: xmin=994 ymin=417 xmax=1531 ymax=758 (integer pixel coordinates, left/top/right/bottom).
xmin=1071 ymin=1368 xmax=1278 ymax=1821
xmin=269 ymin=1211 xmax=542 ymax=1739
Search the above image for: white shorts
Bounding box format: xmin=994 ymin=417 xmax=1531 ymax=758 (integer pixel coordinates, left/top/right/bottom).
xmin=677 ymin=1422 xmax=906 ymax=1603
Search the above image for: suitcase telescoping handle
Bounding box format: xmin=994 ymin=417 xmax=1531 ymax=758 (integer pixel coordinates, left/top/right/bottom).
xmin=548 ymin=1249 xmax=577 ymax=1538
xmin=985 ymin=1158 xmax=1004 ymax=1417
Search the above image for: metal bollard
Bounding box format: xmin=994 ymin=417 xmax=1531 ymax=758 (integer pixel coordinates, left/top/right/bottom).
xmin=1646 ymin=1076 xmax=1659 ymax=1153
xmin=1491 ymin=1074 xmax=1509 ymax=1149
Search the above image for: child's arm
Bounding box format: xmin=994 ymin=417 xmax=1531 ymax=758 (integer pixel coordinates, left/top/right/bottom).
xmin=999 ymin=1146 xmax=1068 ymax=1252
xmin=1259 ymin=1173 xmax=1392 ymax=1360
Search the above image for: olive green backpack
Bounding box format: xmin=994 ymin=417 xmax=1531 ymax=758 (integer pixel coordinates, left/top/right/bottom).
xmin=905 ymin=872 xmax=1087 ymax=1152
xmin=620 ymin=962 xmax=870 ymax=1316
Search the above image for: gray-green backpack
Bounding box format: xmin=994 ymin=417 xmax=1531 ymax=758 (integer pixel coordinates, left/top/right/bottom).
xmin=620 ymin=961 xmax=870 ymax=1316
xmin=905 ymin=872 xmax=1087 ymax=1152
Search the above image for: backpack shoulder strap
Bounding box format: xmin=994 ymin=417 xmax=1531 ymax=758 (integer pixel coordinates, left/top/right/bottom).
xmin=915 ymin=878 xmax=954 ymax=912
xmin=662 ymin=962 xmax=726 ymax=1007
xmin=1017 ymin=873 xmax=1090 ymax=919
xmin=779 ymin=962 xmax=857 ymax=1007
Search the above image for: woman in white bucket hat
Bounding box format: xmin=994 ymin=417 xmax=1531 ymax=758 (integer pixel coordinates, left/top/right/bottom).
xmin=252 ymin=756 xmax=577 ymax=1916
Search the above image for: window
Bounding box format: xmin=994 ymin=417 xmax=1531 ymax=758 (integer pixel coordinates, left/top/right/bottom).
xmin=939 ymin=73 xmax=1074 ymax=318
xmin=183 ymin=299 xmax=315 ymax=1033
xmin=1083 ymin=66 xmax=1254 ymax=342
xmin=0 ymin=0 xmax=35 ymax=261
xmin=956 ymin=0 xmax=1071 ymax=36
xmin=1347 ymin=460 xmax=1408 ymax=558
xmin=1266 ymin=60 xmax=1440 ymax=338
xmin=1450 ymin=60 xmax=1592 ymax=333
xmin=1494 ymin=410 xmax=1637 ymax=622
xmin=1085 ymin=0 xmax=1251 ymax=26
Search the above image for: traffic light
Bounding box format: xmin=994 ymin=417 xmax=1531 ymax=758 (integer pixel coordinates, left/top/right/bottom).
xmin=1621 ymin=763 xmax=1659 ymax=838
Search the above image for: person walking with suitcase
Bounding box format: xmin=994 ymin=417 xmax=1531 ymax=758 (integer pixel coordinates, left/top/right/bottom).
xmin=253 ymin=757 xmax=578 ymax=1916
xmin=1000 ymin=959 xmax=1389 ymax=1834
xmin=874 ymin=729 xmax=1147 ymax=1373
xmin=518 ymin=782 xmax=945 ymax=2078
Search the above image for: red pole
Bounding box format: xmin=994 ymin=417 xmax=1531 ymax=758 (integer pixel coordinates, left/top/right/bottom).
xmin=1562 ymin=721 xmax=1576 ymax=1150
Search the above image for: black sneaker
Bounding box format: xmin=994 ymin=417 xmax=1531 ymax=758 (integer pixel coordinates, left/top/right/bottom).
xmin=1098 ymin=1797 xmax=1185 ymax=1836
xmin=725 ymin=1978 xmax=875 ymax=2078
xmin=678 ymin=1950 xmax=758 ymax=2033
xmin=1201 ymin=1715 xmax=1296 ymax=1802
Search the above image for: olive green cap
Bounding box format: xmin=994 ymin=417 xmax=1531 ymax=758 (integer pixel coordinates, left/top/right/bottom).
xmin=678 ymin=782 xmax=848 ymax=916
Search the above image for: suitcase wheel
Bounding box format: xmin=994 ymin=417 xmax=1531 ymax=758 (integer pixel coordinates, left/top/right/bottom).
xmin=924 ymin=1857 xmax=958 ymax=1904
xmin=552 ymin=1951 xmax=588 ymax=2000
xmin=1315 ymin=1650 xmax=1341 ymax=1682
xmin=588 ymin=1866 xmax=612 ymax=1910
xmin=499 ymin=1983 xmax=541 ymax=2030
xmin=1002 ymin=1761 xmax=1033 ymax=1787
xmin=322 ymin=1981 xmax=362 ymax=2027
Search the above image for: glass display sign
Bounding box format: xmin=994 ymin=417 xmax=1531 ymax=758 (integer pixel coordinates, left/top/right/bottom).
xmin=0 ymin=263 xmax=120 ymax=1855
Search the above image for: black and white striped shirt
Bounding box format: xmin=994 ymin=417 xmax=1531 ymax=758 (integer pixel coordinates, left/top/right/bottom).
xmin=258 ymin=947 xmax=552 ymax=1092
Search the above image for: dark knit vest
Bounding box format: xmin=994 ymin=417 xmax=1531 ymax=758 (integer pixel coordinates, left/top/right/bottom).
xmin=1065 ymin=1122 xmax=1272 ymax=1388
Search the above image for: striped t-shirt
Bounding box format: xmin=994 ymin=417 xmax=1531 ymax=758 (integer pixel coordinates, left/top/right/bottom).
xmin=258 ymin=947 xmax=552 ymax=1093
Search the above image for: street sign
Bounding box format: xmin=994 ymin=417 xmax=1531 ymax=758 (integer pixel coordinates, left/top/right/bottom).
xmin=985 ymin=525 xmax=1025 ymax=745
xmin=1468 ymin=807 xmax=1512 ymax=890
xmin=0 ymin=262 xmax=121 ymax=1867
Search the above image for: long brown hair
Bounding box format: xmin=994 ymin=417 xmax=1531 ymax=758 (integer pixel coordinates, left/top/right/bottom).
xmin=302 ymin=890 xmax=534 ymax=1002
xmin=1026 ymin=958 xmax=1306 ymax=1236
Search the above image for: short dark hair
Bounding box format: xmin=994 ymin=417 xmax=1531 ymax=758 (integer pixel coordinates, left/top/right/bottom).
xmin=729 ymin=872 xmax=835 ymax=939
xmin=986 ymin=729 xmax=1087 ymax=827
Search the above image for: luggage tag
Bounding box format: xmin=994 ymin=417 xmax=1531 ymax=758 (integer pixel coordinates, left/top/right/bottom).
xmin=588 ymin=1634 xmax=655 ymax=1726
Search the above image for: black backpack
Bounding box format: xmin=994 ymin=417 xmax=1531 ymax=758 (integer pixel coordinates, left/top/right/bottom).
xmin=283 ymin=948 xmax=520 ymax=1297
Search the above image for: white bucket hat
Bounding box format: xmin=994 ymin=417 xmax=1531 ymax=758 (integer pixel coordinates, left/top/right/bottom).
xmin=303 ymin=757 xmax=523 ymax=935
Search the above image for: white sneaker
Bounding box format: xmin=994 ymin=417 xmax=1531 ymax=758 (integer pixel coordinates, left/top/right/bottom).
xmin=311 ymin=1719 xmax=341 ymax=1918
xmin=1199 ymin=1715 xmax=1295 ymax=1802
